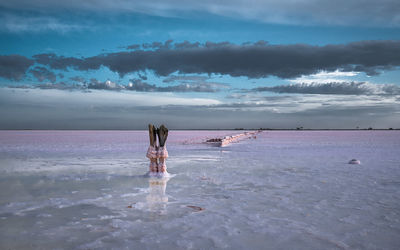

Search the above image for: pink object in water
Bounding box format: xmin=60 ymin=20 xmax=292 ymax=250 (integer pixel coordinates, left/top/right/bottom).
xmin=206 ymin=131 xmax=261 ymax=147
xmin=349 ymin=159 xmax=361 ymax=164
xmin=149 ymin=161 xmax=158 ymax=172
xmin=158 ymin=161 xmax=167 ymax=173
xmin=157 ymin=147 xmax=168 ymax=173
xmin=146 ymin=146 xmax=158 ymax=159
xmin=157 ymin=146 xmax=168 ymax=158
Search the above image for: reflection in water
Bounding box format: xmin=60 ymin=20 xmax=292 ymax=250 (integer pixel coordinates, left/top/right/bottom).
xmin=146 ymin=177 xmax=170 ymax=214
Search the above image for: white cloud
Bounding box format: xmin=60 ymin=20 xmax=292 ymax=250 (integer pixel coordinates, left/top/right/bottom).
xmin=253 ymin=81 xmax=400 ymax=95
xmin=1 ymin=87 xmax=399 ymax=129
xmin=289 ymin=70 xmax=360 ymax=84
xmin=0 ymin=13 xmax=88 ymax=33
xmin=0 ymin=87 xmax=221 ymax=107
xmin=221 ymin=91 xmax=400 ymax=114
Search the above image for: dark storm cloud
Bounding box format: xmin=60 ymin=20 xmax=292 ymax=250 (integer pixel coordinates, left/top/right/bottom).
xmin=162 ymin=75 xmax=209 ymax=83
xmin=88 ymin=79 xmax=124 ymax=90
xmin=138 ymin=73 xmax=147 ymax=80
xmin=174 ymin=41 xmax=201 ymax=50
xmin=30 ymin=66 xmax=57 ymax=82
xmin=126 ymin=41 xmax=175 ymax=51
xmin=252 ymin=82 xmax=400 ymax=95
xmin=126 ymin=79 xmax=155 ymax=92
xmin=15 ymin=77 xmax=225 ymax=92
xmin=32 ymin=40 xmax=400 ymax=79
xmin=126 ymin=44 xmax=140 ymax=50
xmin=69 ymin=76 xmax=86 ymax=83
xmin=127 ymin=79 xmax=225 ymax=92
xmin=1 ymin=0 xmax=399 ymax=27
xmin=34 ymin=77 xmax=124 ymax=90
xmin=0 ymin=54 xmax=34 ymax=80
xmin=142 ymin=40 xmax=173 ymax=50
xmin=33 ymin=53 xmax=85 ymax=71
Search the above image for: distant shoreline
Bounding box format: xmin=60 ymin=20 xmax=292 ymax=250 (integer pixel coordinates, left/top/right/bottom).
xmin=1 ymin=128 xmax=399 ymax=131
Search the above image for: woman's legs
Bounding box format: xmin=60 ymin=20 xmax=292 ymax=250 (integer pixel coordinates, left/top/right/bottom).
xmin=157 ymin=124 xmax=169 ymax=173
xmin=146 ymin=124 xmax=158 ymax=173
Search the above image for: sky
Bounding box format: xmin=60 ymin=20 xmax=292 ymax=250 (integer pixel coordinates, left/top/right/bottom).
xmin=0 ymin=0 xmax=400 ymax=129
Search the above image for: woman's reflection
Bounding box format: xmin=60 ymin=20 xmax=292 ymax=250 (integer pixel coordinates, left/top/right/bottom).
xmin=146 ymin=177 xmax=170 ymax=213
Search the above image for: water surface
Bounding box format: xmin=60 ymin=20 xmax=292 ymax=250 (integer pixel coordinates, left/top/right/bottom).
xmin=0 ymin=130 xmax=399 ymax=249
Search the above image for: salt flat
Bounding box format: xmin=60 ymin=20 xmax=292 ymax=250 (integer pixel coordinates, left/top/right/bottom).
xmin=0 ymin=130 xmax=399 ymax=249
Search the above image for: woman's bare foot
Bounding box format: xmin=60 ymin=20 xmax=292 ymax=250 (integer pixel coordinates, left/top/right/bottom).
xmin=148 ymin=124 xmax=157 ymax=147
xmin=157 ymin=124 xmax=168 ymax=147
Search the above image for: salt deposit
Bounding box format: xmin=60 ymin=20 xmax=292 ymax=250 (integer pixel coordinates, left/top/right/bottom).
xmin=0 ymin=130 xmax=399 ymax=249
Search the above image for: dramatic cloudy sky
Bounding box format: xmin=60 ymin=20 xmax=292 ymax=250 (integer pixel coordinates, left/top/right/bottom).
xmin=1 ymin=0 xmax=400 ymax=129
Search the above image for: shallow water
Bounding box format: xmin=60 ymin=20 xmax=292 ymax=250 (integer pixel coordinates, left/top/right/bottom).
xmin=0 ymin=130 xmax=399 ymax=249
